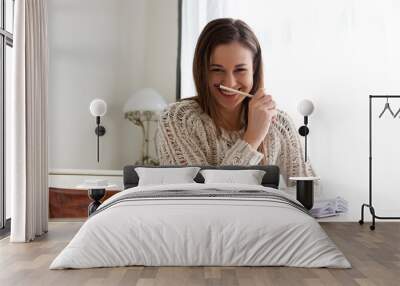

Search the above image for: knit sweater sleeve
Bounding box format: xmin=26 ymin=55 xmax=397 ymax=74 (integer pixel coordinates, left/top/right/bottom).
xmin=274 ymin=110 xmax=316 ymax=187
xmin=157 ymin=100 xmax=263 ymax=166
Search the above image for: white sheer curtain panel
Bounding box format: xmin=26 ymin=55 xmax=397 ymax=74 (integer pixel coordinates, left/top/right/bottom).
xmin=9 ymin=0 xmax=49 ymax=242
xmin=180 ymin=0 xmax=234 ymax=99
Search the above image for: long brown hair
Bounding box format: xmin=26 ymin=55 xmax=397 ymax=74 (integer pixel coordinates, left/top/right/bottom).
xmin=192 ymin=18 xmax=266 ymax=162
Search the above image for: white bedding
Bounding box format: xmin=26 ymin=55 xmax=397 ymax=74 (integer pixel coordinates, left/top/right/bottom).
xmin=50 ymin=183 xmax=351 ymax=269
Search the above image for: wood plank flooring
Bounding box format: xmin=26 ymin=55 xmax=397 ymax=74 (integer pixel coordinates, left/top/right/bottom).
xmin=0 ymin=222 xmax=399 ymax=286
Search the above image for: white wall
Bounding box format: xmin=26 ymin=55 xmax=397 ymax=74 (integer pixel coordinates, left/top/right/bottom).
xmin=48 ymin=0 xmax=178 ymax=170
xmin=48 ymin=0 xmax=400 ymax=221
xmin=181 ymin=0 xmax=400 ymax=221
xmin=256 ymin=0 xmax=400 ymax=222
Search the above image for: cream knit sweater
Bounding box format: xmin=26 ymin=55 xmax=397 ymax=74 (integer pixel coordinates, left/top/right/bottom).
xmin=157 ymin=99 xmax=315 ymax=187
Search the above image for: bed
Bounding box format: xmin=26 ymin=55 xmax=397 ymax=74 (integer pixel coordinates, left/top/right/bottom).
xmin=50 ymin=165 xmax=351 ymax=269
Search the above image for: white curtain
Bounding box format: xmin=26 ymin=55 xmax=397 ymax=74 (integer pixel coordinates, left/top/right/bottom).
xmin=9 ymin=0 xmax=49 ymax=242
xmin=181 ymin=0 xmax=230 ymax=99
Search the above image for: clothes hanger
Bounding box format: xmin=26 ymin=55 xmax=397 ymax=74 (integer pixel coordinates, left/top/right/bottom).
xmin=394 ymin=106 xmax=400 ymax=118
xmin=378 ymin=97 xmax=395 ymax=118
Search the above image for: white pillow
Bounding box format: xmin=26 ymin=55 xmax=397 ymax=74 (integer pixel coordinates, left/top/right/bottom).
xmin=200 ymin=169 xmax=266 ymax=185
xmin=135 ymin=167 xmax=201 ymax=186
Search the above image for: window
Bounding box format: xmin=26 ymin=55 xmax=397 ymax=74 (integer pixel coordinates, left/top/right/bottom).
xmin=0 ymin=0 xmax=14 ymax=233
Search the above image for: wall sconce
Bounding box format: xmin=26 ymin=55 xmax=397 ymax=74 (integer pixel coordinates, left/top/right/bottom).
xmin=89 ymin=99 xmax=107 ymax=162
xmin=297 ymin=99 xmax=315 ymax=162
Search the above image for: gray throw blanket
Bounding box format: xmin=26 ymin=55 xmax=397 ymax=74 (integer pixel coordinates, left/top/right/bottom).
xmin=92 ymin=189 xmax=310 ymax=217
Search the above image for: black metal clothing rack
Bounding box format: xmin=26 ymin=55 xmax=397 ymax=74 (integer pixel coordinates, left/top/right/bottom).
xmin=359 ymin=95 xmax=400 ymax=230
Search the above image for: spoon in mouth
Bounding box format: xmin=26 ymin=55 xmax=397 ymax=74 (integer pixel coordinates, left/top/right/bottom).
xmin=219 ymin=85 xmax=253 ymax=98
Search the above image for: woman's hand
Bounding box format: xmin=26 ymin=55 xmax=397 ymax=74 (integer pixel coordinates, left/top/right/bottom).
xmin=243 ymin=88 xmax=277 ymax=150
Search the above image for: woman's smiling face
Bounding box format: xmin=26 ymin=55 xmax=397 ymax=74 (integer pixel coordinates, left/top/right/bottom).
xmin=208 ymin=41 xmax=254 ymax=112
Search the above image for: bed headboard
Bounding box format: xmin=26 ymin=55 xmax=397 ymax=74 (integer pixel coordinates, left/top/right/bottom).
xmin=123 ymin=165 xmax=280 ymax=189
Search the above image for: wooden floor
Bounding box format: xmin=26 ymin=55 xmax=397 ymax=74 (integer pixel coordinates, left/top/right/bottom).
xmin=0 ymin=222 xmax=399 ymax=286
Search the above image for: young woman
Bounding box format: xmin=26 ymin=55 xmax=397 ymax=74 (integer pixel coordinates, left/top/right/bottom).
xmin=157 ymin=18 xmax=314 ymax=187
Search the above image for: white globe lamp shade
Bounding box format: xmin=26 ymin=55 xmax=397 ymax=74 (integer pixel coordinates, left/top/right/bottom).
xmin=90 ymin=99 xmax=107 ymax=117
xmin=123 ymin=88 xmax=167 ymax=113
xmin=297 ymin=99 xmax=314 ymax=116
